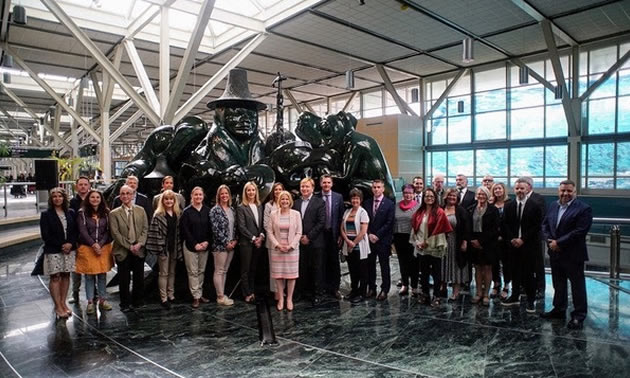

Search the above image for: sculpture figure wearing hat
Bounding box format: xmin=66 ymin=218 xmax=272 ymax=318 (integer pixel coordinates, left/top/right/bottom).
xmin=181 ymin=69 xmax=275 ymax=200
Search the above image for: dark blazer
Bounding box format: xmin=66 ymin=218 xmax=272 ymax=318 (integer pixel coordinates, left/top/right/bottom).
xmin=470 ymin=204 xmax=500 ymax=253
xmin=503 ymin=196 xmax=544 ymax=249
xmin=69 ymin=194 xmax=86 ymax=214
xmin=113 ymin=192 xmax=153 ymax=221
xmin=454 ymin=205 xmax=472 ymax=267
xmin=459 ymin=189 xmax=476 ymax=210
xmin=542 ymin=199 xmax=593 ymax=262
xmin=236 ymin=203 xmax=265 ymax=245
xmin=363 ymin=196 xmax=395 ymax=248
xmin=40 ymin=209 xmax=78 ymax=254
xmin=293 ymin=196 xmax=326 ymax=249
xmin=317 ymin=190 xmax=344 ymax=242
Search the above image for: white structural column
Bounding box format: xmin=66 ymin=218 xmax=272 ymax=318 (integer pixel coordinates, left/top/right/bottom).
xmin=7 ymin=46 xmax=102 ymax=143
xmin=172 ymin=33 xmax=267 ymax=124
xmin=124 ymin=39 xmax=161 ymax=114
xmin=376 ymin=64 xmax=418 ymax=117
xmin=160 ymin=4 xmax=170 ymax=119
xmin=163 ymin=0 xmax=216 ymax=124
xmin=40 ymin=0 xmax=161 ymax=126
xmin=69 ymin=82 xmax=85 ymax=161
xmin=53 ymin=104 xmax=62 ymax=148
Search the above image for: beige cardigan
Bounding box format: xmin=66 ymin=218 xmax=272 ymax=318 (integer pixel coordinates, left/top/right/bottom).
xmin=265 ymin=208 xmax=302 ymax=252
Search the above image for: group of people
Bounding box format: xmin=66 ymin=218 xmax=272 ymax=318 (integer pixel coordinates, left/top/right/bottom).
xmin=38 ymin=172 xmax=592 ymax=329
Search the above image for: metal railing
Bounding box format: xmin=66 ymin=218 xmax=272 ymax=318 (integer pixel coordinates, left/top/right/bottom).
xmin=592 ymin=217 xmax=630 ymax=279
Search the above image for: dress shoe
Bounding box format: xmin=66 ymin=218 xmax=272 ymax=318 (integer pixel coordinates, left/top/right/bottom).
xmin=199 ymin=297 xmax=210 ymax=303
xmin=86 ymin=303 xmax=96 ymax=315
xmin=99 ymin=301 xmax=113 ymax=311
xmin=69 ymin=291 xmax=80 ymax=304
xmin=120 ymin=305 xmax=132 ymax=313
xmin=500 ymin=295 xmax=520 ymax=307
xmin=160 ymin=300 xmax=171 ymax=309
xmin=567 ymin=318 xmax=583 ymax=330
xmin=376 ymin=291 xmax=387 ymax=301
xmin=332 ymin=290 xmax=342 ymax=300
xmin=398 ymin=286 xmax=409 ymax=296
xmin=525 ymin=301 xmax=536 ymax=313
xmin=133 ymin=302 xmax=146 ymax=309
xmin=396 ymin=279 xmax=403 ymax=288
xmin=540 ymin=309 xmax=566 ymax=319
xmin=192 ymin=298 xmax=200 ymax=308
xmin=350 ymin=295 xmax=364 ymax=304
xmin=286 ymin=300 xmax=294 ymax=311
xmin=366 ymin=289 xmax=376 ymax=299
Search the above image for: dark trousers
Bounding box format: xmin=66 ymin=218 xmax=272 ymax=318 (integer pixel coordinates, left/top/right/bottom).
xmin=117 ymin=253 xmax=145 ymax=307
xmin=420 ymin=254 xmax=441 ymax=296
xmin=492 ymin=240 xmax=512 ymax=286
xmin=550 ymin=256 xmax=587 ymax=321
xmin=394 ymin=233 xmax=418 ymax=288
xmin=297 ymin=244 xmax=324 ymax=297
xmin=534 ymin=242 xmax=546 ymax=292
xmin=71 ymin=272 xmax=82 ymax=294
xmin=510 ymin=245 xmax=536 ymax=301
xmin=239 ymin=243 xmax=261 ymax=297
xmin=368 ymin=243 xmax=390 ymax=294
xmin=323 ymin=231 xmax=341 ymax=292
xmin=347 ymin=249 xmax=368 ymax=297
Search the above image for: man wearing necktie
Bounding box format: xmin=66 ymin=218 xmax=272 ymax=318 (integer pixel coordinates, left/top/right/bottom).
xmin=109 ymin=185 xmax=149 ymax=312
xmin=431 ymin=174 xmax=445 ymax=207
xmin=317 ymin=175 xmax=345 ymax=299
xmin=413 ymin=176 xmax=424 ymax=204
xmin=293 ymin=177 xmax=327 ymax=305
xmin=501 ymin=177 xmax=543 ymax=313
xmin=541 ymin=180 xmax=592 ymax=329
xmin=456 ymin=174 xmax=476 ymax=210
xmin=364 ymin=179 xmax=395 ymax=301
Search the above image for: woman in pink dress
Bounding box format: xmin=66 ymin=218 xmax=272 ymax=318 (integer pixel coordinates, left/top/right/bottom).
xmin=266 ymin=191 xmax=302 ymax=312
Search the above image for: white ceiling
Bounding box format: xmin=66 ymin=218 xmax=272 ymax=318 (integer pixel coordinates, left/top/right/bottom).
xmin=1 ymin=0 xmax=630 ymax=146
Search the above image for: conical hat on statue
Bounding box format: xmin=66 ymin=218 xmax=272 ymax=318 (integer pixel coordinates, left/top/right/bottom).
xmin=206 ymin=69 xmax=266 ymax=111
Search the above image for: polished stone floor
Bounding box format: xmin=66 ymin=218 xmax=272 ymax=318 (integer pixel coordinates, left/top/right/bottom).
xmin=1 ymin=245 xmax=629 ymax=377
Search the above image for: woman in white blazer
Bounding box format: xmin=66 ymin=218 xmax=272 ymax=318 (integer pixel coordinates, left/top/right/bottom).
xmin=340 ymin=188 xmax=371 ymax=304
xmin=266 ymin=190 xmax=302 ymax=311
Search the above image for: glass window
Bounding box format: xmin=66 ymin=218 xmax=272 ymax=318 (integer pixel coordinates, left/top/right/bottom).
xmin=476 ymin=149 xmax=507 ymax=177
xmin=448 ymin=116 xmax=471 ymax=144
xmin=619 ymin=69 xmax=630 ymax=96
xmin=616 ymin=142 xmax=630 ymax=176
xmin=431 ymin=151 xmax=447 ymax=176
xmin=618 ymin=96 xmax=630 ymax=133
xmin=430 ymin=100 xmax=447 ymax=119
xmin=430 ymin=118 xmax=447 ymax=145
xmin=362 ymin=90 xmax=382 ymax=118
xmin=510 ymin=146 xmax=544 ymax=177
xmin=589 ymin=74 xmax=616 ymax=99
xmin=450 ymin=74 xmax=471 ymax=96
xmin=475 ymin=67 xmax=506 ymax=91
xmin=546 ymin=105 xmax=568 ymax=137
xmin=447 ymin=95 xmax=471 ymax=116
xmin=588 ymin=98 xmax=616 ymax=134
xmin=511 ymin=107 xmax=544 ymax=139
xmin=511 ymin=84 xmax=544 ymax=109
xmin=448 ymin=150 xmax=474 ymax=177
xmin=475 ymin=89 xmax=506 ymax=113
xmin=384 ymin=91 xmax=401 ymax=115
xmin=475 ymin=111 xmax=506 ymax=140
xmin=589 ymin=46 xmax=617 ymax=74
xmin=545 ymin=81 xmax=563 ymax=105
xmin=587 ymin=143 xmax=614 ymax=176
xmin=545 ymin=145 xmax=568 ymax=177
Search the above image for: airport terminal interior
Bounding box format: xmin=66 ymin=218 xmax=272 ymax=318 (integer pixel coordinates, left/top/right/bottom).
xmin=1 ymin=0 xmax=630 ymax=377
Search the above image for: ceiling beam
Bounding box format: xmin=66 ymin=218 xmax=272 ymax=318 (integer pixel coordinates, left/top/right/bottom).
xmin=423 ymin=68 xmax=468 ymax=121
xmin=163 ymin=0 xmax=216 ymax=124
xmin=283 ymin=88 xmax=303 ymax=113
xmin=110 ymin=109 xmax=144 ymax=142
xmin=0 ymin=109 xmax=44 ymax=147
xmin=509 ymin=58 xmax=556 ymax=92
xmin=160 ymin=4 xmax=170 ymax=118
xmin=511 ymin=0 xmax=577 ymax=46
xmin=341 ymin=91 xmax=358 ymax=113
xmin=579 ymin=49 xmax=630 ymax=102
xmin=89 ymin=72 xmax=103 ymax=109
xmin=40 ymin=0 xmax=162 ymax=126
xmin=6 ymin=45 xmax=102 ymax=143
xmin=124 ymin=39 xmax=161 ymax=114
xmin=375 ymin=64 xmax=418 ymax=117
xmin=172 ymin=32 xmax=267 ymax=125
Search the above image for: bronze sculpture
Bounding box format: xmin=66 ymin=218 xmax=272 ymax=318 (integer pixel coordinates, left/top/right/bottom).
xmin=107 ymin=68 xmax=394 ymax=206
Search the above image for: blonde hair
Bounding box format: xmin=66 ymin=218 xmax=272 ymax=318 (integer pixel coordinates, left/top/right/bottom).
xmin=300 ymin=177 xmax=314 ymax=188
xmin=276 ymin=190 xmax=294 ymax=208
xmin=476 ymin=185 xmax=491 ymax=199
xmin=155 ymin=190 xmax=181 ymax=217
xmin=241 ymin=181 xmax=260 ymax=206
xmin=490 ymin=182 xmax=508 ymax=203
xmin=215 ymin=184 xmax=232 ymax=206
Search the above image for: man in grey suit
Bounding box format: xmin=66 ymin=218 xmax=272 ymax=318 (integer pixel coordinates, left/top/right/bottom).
xmin=110 ymin=185 xmax=149 ymax=312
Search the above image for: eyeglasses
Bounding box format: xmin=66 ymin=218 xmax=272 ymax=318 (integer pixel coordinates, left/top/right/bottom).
xmin=482 ymin=179 xmax=494 ymax=182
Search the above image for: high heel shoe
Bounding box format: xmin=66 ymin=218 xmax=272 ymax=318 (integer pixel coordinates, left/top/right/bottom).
xmin=286 ymin=300 xmax=293 ymax=312
xmin=276 ymin=300 xmax=284 ymax=312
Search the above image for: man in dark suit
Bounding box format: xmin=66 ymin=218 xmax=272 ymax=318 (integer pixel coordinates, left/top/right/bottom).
xmin=293 ymin=177 xmax=326 ymax=305
xmin=68 ymin=176 xmax=91 ymax=304
xmin=456 ymin=174 xmax=476 ymax=210
xmin=521 ymin=176 xmax=547 ymax=299
xmin=541 ymin=180 xmax=592 ymax=329
xmin=501 ymin=177 xmax=544 ymax=313
xmin=412 ymin=176 xmax=424 ymax=204
xmin=317 ymin=174 xmax=345 ymax=299
xmin=112 ymin=175 xmax=153 ymax=221
xmin=364 ymin=179 xmax=395 ymax=301
xmin=431 ymin=174 xmax=445 ymax=207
